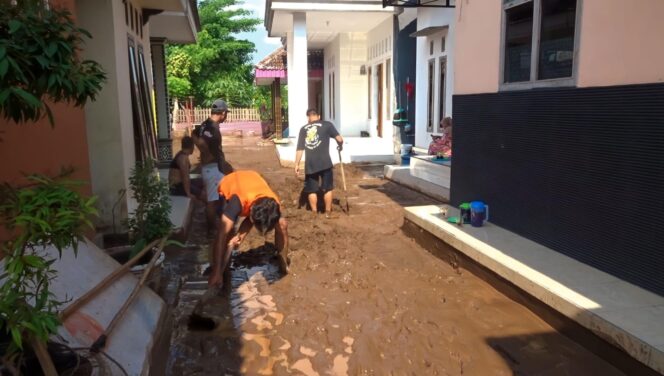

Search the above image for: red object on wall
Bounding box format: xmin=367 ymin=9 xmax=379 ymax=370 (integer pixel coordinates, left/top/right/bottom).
xmin=404 ymin=82 xmax=414 ymax=98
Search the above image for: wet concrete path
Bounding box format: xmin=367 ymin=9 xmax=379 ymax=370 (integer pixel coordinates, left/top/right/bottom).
xmin=162 ymin=136 xmax=625 ymax=375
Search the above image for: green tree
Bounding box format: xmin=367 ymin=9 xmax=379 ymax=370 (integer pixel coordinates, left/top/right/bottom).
xmin=166 ymin=0 xmax=260 ymax=106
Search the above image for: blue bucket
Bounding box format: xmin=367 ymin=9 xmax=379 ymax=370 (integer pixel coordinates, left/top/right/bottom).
xmin=401 ymin=155 xmax=411 ymax=166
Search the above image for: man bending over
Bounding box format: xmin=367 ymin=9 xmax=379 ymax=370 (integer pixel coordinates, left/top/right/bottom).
xmin=208 ymin=170 xmax=289 ymax=288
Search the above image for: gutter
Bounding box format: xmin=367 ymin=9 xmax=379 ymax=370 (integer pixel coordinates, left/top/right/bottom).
xmin=265 ymin=0 xmax=275 ymax=36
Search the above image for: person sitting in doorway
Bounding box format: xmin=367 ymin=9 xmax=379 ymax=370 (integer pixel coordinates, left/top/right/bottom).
xmin=294 ymin=109 xmax=344 ymax=218
xmin=428 ymin=117 xmax=453 ymax=158
xmin=207 ymin=170 xmax=289 ymax=289
xmin=168 ymin=136 xmax=205 ymax=201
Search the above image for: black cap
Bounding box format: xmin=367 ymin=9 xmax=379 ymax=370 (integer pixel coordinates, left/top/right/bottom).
xmin=211 ymin=99 xmax=229 ymax=114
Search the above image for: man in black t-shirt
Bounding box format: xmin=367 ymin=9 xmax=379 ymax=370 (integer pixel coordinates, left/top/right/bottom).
xmin=295 ymin=109 xmax=344 ymax=217
xmin=192 ymin=99 xmax=231 ymax=233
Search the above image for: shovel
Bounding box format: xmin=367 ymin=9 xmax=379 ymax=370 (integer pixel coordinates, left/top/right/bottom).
xmin=337 ymin=149 xmax=350 ymax=214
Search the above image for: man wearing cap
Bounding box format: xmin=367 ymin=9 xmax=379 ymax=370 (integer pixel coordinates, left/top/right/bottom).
xmin=192 ymin=99 xmax=231 ymax=233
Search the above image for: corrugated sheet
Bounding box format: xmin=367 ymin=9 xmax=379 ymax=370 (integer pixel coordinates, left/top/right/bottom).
xmin=451 ymin=83 xmax=664 ymax=296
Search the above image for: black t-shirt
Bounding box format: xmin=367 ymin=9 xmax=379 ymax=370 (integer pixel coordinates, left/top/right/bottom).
xmin=195 ymin=118 xmax=224 ymax=166
xmin=296 ymin=121 xmax=340 ymax=174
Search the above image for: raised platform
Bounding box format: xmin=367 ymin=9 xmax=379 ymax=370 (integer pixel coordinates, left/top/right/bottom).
xmin=410 ymin=155 xmax=451 ymax=188
xmin=158 ymin=169 xmax=194 ymax=239
xmin=384 ymin=165 xmax=449 ymax=202
xmin=275 ymin=137 xmax=396 ymax=168
xmin=404 ymin=205 xmax=664 ymax=374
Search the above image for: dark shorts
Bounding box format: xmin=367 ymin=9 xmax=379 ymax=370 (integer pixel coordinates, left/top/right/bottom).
xmin=216 ymin=194 xmax=243 ymax=221
xmin=169 ymin=178 xmax=204 ymax=197
xmin=304 ymin=168 xmax=334 ymax=193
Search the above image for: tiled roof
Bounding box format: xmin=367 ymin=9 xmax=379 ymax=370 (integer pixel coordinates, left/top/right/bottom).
xmin=256 ymin=47 xmax=287 ymax=70
xmin=255 ymin=48 xmax=325 ymax=71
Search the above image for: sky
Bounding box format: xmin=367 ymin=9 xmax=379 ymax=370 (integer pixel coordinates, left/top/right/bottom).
xmin=231 ymin=0 xmax=282 ymax=64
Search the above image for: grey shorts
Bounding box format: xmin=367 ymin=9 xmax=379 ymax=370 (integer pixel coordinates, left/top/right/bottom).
xmin=201 ymin=163 xmax=224 ymax=202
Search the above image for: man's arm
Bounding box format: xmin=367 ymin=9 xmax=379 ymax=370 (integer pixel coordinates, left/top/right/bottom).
xmin=209 ymin=214 xmax=235 ymax=287
xmin=229 ymin=217 xmax=253 ymax=249
xmin=295 ymin=150 xmax=304 ymax=175
xmin=295 ymin=127 xmax=306 ymax=175
xmin=335 ymin=135 xmax=344 ymax=150
xmin=275 ymin=217 xmax=289 ymax=273
xmin=176 ymin=155 xmax=194 ymax=198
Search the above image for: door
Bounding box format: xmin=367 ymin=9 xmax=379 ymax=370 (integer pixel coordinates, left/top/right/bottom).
xmin=377 ymin=63 xmax=384 ymax=138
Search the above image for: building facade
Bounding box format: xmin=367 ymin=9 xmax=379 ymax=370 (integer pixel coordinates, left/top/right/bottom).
xmin=0 ymin=0 xmax=199 ymax=235
xmin=265 ymin=0 xmax=398 ymax=150
xmin=451 ymin=0 xmax=664 ymax=295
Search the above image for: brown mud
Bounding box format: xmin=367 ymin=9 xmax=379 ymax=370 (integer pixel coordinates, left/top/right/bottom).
xmin=162 ymin=134 xmax=625 ymax=375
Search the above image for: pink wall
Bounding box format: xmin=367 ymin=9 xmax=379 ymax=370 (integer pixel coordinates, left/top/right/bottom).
xmin=453 ymin=0 xmax=503 ymax=95
xmin=577 ymin=0 xmax=664 ymax=87
xmin=454 ymin=0 xmax=664 ymax=94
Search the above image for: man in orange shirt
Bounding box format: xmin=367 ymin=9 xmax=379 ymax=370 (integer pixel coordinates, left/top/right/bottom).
xmin=208 ymin=170 xmax=289 ymax=288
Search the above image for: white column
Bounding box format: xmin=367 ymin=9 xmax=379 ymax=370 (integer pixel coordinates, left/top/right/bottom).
xmin=287 ymin=12 xmax=308 ymax=138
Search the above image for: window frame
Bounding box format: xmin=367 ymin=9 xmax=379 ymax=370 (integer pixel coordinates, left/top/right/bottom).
xmin=437 ymin=56 xmax=447 ymax=133
xmin=499 ymin=0 xmax=583 ymax=91
xmin=426 ymin=59 xmax=435 ymax=132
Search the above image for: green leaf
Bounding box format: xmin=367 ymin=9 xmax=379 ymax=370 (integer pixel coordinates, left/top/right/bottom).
xmin=23 ymin=255 xmax=45 ymax=268
xmin=0 ymin=46 xmax=6 ymax=60
xmin=0 ymin=89 xmax=9 ymax=104
xmin=10 ymin=327 xmax=22 ymax=350
xmin=0 ymin=59 xmax=8 ymax=79
xmin=8 ymin=20 xmax=22 ymax=34
xmin=11 ymin=88 xmax=41 ymax=108
xmin=45 ymin=42 xmax=57 ymax=57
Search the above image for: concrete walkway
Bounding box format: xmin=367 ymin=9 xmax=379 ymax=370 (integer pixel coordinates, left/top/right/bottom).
xmin=275 ymin=137 xmax=396 ymax=167
xmin=405 ymin=204 xmax=664 ymax=374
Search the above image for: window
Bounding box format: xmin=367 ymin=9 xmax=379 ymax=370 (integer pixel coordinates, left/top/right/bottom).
xmin=429 ymin=41 xmax=434 ymax=55
xmin=504 ymin=1 xmax=533 ymax=83
xmin=427 ymin=60 xmax=434 ymax=132
xmin=441 ymin=37 xmax=446 ymax=53
xmin=368 ymin=66 xmax=372 ymax=119
xmin=386 ymin=59 xmax=392 ymax=120
xmin=502 ymin=0 xmax=578 ymax=86
xmin=328 ymin=73 xmax=332 ymax=119
xmin=124 ymin=0 xmax=129 ymax=26
xmin=332 ymin=72 xmax=336 ymax=119
xmin=538 ymin=0 xmax=576 ymax=79
xmin=437 ymin=58 xmax=447 ymax=132
xmin=128 ymin=38 xmax=157 ymax=161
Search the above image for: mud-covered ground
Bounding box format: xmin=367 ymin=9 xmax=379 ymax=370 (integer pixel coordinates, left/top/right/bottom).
xmin=162 ymin=134 xmax=624 ymax=375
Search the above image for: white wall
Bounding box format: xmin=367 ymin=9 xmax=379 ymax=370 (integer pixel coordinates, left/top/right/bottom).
xmin=415 ymin=6 xmax=455 ymax=149
xmin=77 ymin=0 xmax=156 ymax=229
xmin=338 ymin=33 xmax=369 ymax=136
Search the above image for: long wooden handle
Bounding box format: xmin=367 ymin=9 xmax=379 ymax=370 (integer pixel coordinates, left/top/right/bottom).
xmin=338 ymin=150 xmax=347 ymax=192
xmin=91 ymin=235 xmax=169 ymax=353
xmin=60 ymin=238 xmax=162 ymax=321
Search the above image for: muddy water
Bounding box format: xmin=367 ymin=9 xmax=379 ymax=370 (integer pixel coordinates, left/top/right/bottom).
xmin=164 ymin=135 xmax=624 ymax=375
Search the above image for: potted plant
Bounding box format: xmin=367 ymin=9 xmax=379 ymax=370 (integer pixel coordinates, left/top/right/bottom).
xmin=106 ymin=159 xmax=172 ymax=287
xmin=0 ymin=174 xmax=98 ymax=374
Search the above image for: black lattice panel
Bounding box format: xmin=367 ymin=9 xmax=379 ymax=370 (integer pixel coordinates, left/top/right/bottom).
xmin=451 ymin=83 xmax=664 ymax=296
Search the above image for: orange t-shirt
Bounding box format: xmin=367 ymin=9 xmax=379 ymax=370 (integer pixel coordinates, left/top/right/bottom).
xmin=218 ymin=170 xmax=280 ymax=217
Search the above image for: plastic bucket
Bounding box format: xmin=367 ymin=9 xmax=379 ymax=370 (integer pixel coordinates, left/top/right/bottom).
xmin=401 ymin=155 xmax=411 ymax=166
xmin=400 ymin=144 xmax=413 ymax=156
xmin=470 ymin=201 xmax=489 ymax=227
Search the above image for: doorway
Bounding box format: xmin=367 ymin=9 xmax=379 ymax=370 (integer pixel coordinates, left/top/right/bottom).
xmin=377 ymin=63 xmax=384 ymax=138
